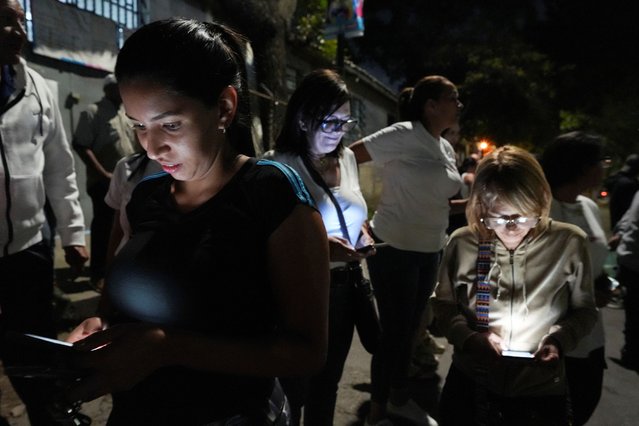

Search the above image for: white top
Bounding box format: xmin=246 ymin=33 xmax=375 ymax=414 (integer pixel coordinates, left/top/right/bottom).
xmin=264 ymin=148 xmax=368 ymax=267
xmin=104 ymin=154 xmax=162 ymax=254
xmin=361 ymin=121 xmax=462 ymax=252
xmin=460 ymin=172 xmax=473 ymax=198
xmin=550 ymin=195 xmax=606 ymax=357
xmin=616 ymin=191 xmax=639 ymax=273
xmin=73 ymin=97 xmax=138 ymax=188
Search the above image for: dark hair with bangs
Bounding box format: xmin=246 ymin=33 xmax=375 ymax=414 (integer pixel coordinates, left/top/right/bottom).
xmin=115 ymin=18 xmax=254 ymax=156
xmin=467 ymin=145 xmax=552 ymax=240
xmin=274 ymin=69 xmax=350 ymax=160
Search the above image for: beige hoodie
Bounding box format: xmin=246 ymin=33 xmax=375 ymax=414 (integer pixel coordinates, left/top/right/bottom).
xmin=433 ymin=220 xmax=597 ymax=397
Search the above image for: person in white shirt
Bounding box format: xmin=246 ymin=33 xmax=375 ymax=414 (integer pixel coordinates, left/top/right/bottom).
xmin=615 ymin=191 xmax=639 ymax=372
xmin=350 ymin=75 xmax=464 ymax=426
xmin=104 ymin=153 xmax=162 ymax=260
xmin=73 ymin=74 xmax=138 ymax=285
xmin=0 ymin=1 xmax=88 ymax=424
xmin=541 ymin=131 xmax=609 ymax=425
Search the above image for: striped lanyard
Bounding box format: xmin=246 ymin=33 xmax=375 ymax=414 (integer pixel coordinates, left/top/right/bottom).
xmin=475 ymin=240 xmax=493 ymax=331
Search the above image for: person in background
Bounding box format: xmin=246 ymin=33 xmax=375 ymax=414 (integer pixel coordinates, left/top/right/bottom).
xmin=410 ymin=104 xmax=462 ymax=382
xmin=458 ymin=154 xmax=478 ymax=199
xmin=442 ymin=123 xmax=462 ymax=165
xmin=103 ymin=152 xmax=162 ymax=265
xmin=265 ymin=68 xmax=374 ymax=426
xmin=66 ymin=18 xmax=329 ymax=425
xmin=606 ymin=153 xmax=639 ymax=230
xmin=350 ymin=75 xmax=464 ymax=426
xmin=613 ymin=191 xmax=639 ymax=372
xmin=73 ymin=74 xmax=138 ymax=286
xmin=434 ymin=145 xmax=597 ymax=425
xmin=446 ymin=126 xmax=473 ymax=236
xmin=541 ymin=131 xmax=609 ymax=425
xmin=0 ymin=1 xmax=89 ymax=424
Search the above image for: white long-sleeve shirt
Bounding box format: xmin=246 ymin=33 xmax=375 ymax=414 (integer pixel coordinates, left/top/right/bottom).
xmin=0 ymin=58 xmax=85 ymax=256
xmin=616 ymin=191 xmax=639 ymax=273
xmin=550 ymin=195 xmax=606 ymax=357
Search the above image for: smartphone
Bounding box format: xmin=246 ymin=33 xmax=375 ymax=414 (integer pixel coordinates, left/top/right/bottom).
xmin=356 ymin=242 xmax=390 ymax=253
xmin=501 ymin=349 xmax=535 ymax=359
xmin=23 ymin=333 xmax=74 ymax=347
xmin=4 ymin=332 xmax=85 ymax=379
xmin=356 ymin=245 xmax=375 ymax=254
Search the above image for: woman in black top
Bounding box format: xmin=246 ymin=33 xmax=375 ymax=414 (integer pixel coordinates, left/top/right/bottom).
xmin=66 ymin=19 xmax=329 ymax=425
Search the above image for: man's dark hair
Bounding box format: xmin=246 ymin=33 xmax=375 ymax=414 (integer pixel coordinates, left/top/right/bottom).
xmin=541 ymin=131 xmax=604 ymax=188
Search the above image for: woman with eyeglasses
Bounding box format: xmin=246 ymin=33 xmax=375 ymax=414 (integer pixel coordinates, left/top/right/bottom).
xmin=433 ymin=145 xmax=598 ymax=425
xmin=541 ymin=131 xmax=609 ymax=426
xmin=349 ymin=75 xmax=463 ymax=426
xmin=264 ymin=68 xmax=374 ymax=426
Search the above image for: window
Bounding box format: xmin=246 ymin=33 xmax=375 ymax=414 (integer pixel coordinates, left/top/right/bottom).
xmin=56 ymin=0 xmax=140 ymax=46
xmin=57 ymin=0 xmax=139 ymax=28
xmin=19 ymin=0 xmax=140 ymax=46
xmin=17 ymin=0 xmax=34 ymax=41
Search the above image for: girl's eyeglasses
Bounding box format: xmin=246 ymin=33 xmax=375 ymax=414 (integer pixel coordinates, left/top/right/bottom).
xmin=320 ymin=118 xmax=358 ymax=133
xmin=481 ymin=216 xmax=540 ymax=229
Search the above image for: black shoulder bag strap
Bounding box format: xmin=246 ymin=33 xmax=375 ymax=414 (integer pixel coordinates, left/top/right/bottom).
xmin=302 ymin=156 xmax=351 ymax=243
xmin=303 ymin=157 xmax=382 ymax=354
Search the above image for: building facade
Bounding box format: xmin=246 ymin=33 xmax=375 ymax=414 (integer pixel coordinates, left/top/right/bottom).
xmin=20 ymin=0 xmax=396 ymax=219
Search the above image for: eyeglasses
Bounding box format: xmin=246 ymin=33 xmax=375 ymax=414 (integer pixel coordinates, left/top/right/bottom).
xmin=481 ymin=216 xmax=540 ymax=229
xmin=320 ymin=118 xmax=358 ymax=133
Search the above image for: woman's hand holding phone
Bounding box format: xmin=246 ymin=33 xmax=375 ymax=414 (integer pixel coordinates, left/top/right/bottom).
xmin=356 ymin=244 xmax=375 ymax=254
xmin=66 ymin=316 xmax=107 ymax=344
xmin=65 ymin=323 xmax=170 ymax=404
xmin=534 ymin=338 xmax=561 ymax=365
xmin=328 ymin=236 xmax=364 ymax=262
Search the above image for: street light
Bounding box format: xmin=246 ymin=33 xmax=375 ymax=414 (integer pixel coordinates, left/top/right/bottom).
xmin=478 ymin=139 xmax=490 ymax=158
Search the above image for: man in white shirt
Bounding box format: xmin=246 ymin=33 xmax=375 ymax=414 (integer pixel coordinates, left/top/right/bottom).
xmin=0 ymin=1 xmax=88 ymax=424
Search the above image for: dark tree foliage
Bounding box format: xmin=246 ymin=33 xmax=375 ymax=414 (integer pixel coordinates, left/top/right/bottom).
xmin=344 ymin=0 xmax=638 ymax=155
xmin=196 ymin=0 xmax=638 ymax=156
xmin=529 ymin=0 xmax=639 ymax=158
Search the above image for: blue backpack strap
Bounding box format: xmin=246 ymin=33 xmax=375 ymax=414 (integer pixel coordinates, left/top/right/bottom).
xmin=257 ymin=159 xmax=315 ymax=207
xmin=139 ymin=171 xmax=169 ymax=183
